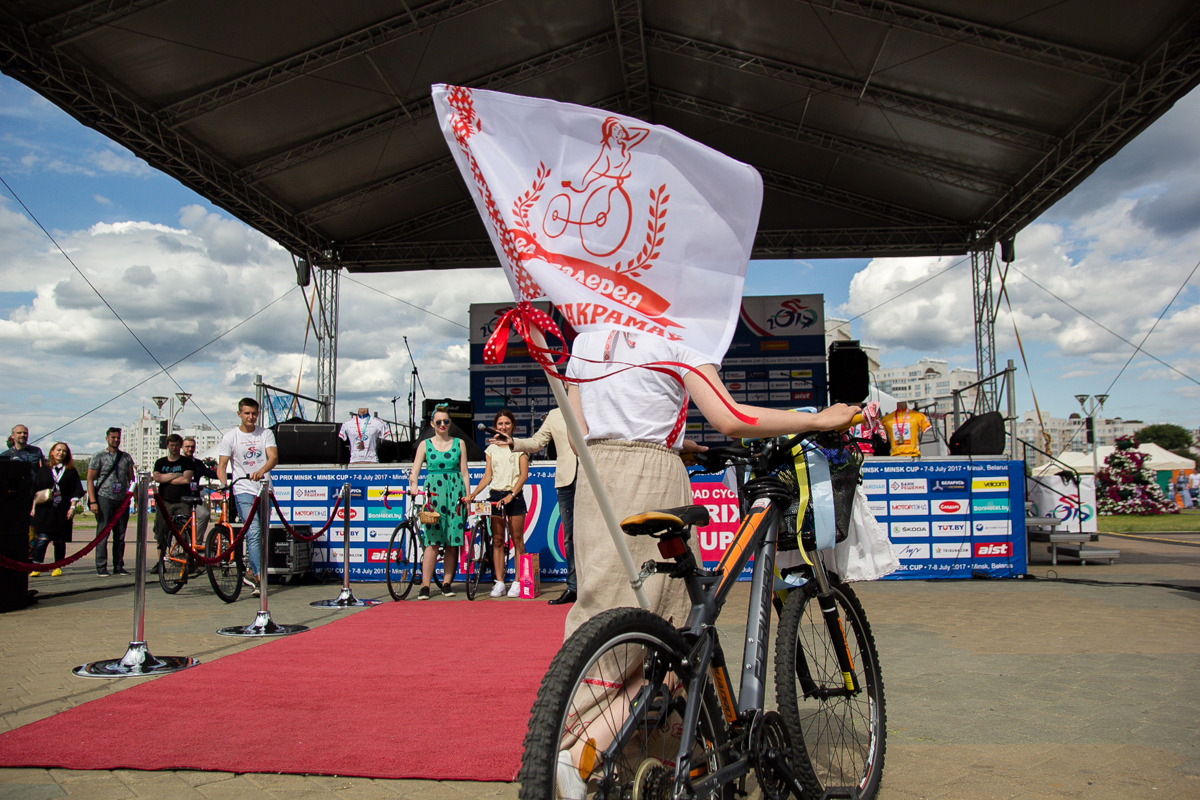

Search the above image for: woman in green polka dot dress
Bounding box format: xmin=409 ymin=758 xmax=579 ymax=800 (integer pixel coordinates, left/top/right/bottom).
xmin=408 ymin=405 xmax=471 ymax=600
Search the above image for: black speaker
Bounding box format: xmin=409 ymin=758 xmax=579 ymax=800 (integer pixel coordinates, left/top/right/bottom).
xmin=0 ymin=460 xmax=32 ymax=612
xmin=422 ymin=398 xmax=473 ymax=428
xmin=949 ymin=411 xmax=1006 ymax=455
xmin=273 ymin=422 xmax=342 ymax=464
xmin=828 ymin=340 xmax=869 ymax=405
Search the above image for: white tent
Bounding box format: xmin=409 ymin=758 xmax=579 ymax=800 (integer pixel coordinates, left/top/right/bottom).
xmin=1034 ymin=442 xmax=1195 ymax=476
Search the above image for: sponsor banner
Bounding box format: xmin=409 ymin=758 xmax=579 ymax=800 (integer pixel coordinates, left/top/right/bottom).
xmin=972 ymin=497 xmax=1010 ymax=515
xmin=366 ymin=527 xmax=394 ymax=543
xmin=866 ymin=499 xmax=889 ymax=517
xmin=890 ymin=521 xmax=930 ymax=538
xmin=368 ymin=507 xmax=405 ymax=522
xmin=863 ymin=478 xmax=888 ymax=495
xmin=863 ymin=459 xmax=1025 ymax=580
xmin=889 ymin=500 xmax=930 ymax=516
xmin=272 ymin=487 xmax=293 ymax=501
xmin=888 ymin=478 xmax=927 ymax=495
xmin=974 ymin=541 xmax=1012 ymax=558
xmin=931 ymin=498 xmax=967 ymax=516
xmin=932 ymin=542 xmax=971 ymax=559
xmin=295 ymin=486 xmax=329 ymax=501
xmin=893 ymin=542 xmax=930 ymax=560
xmin=972 ymin=520 xmax=1010 ymax=536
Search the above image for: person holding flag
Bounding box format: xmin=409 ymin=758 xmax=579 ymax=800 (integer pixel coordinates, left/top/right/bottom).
xmin=433 ymin=84 xmax=859 ymax=637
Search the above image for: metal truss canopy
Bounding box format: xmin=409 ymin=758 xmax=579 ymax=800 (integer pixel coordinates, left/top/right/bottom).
xmin=1 ymin=0 xmax=1197 ymax=275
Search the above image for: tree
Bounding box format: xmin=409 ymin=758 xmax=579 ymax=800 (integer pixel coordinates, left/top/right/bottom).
xmin=1096 ymin=436 xmax=1178 ymax=516
xmin=1134 ymin=423 xmax=1195 ymax=461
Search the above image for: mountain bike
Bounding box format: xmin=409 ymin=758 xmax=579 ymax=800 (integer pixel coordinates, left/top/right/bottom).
xmin=518 ymin=426 xmax=885 ymax=800
xmin=159 ymin=485 xmax=244 ymax=603
xmin=464 ymin=500 xmax=513 ymax=600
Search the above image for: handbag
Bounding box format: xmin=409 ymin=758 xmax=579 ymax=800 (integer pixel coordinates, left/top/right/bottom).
xmin=418 ymin=504 xmax=441 ymax=526
xmin=826 ymin=484 xmax=900 ymax=582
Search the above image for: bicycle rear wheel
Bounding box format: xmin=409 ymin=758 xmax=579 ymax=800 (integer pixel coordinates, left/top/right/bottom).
xmin=205 ymin=524 xmax=243 ymax=603
xmin=386 ymin=522 xmax=419 ymax=601
xmin=518 ymin=607 xmax=732 ymax=800
xmin=774 ymin=576 xmax=886 ymax=800
xmin=465 ymin=519 xmax=487 ymax=600
xmin=158 ymin=531 xmax=188 ymax=594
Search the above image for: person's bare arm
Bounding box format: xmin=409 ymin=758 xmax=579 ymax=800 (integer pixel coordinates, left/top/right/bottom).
xmin=685 ymin=364 xmax=860 ymax=438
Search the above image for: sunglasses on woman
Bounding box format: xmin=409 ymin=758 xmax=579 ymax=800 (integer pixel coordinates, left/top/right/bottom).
xmin=433 ymin=419 xmax=451 ymax=427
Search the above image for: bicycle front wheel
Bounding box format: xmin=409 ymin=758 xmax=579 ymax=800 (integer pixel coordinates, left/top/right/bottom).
xmin=465 ymin=519 xmax=487 ymax=600
xmin=205 ymin=524 xmax=243 ymax=603
xmin=774 ymin=576 xmax=886 ymax=800
xmin=386 ymin=522 xmax=419 ymax=601
xmin=518 ymin=608 xmax=732 ymax=800
xmin=158 ymin=535 xmax=188 ymax=594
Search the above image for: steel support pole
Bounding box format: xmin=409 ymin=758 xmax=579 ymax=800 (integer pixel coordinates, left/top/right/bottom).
xmin=311 ymin=481 xmax=380 ymax=607
xmin=74 ymin=474 xmax=198 ymax=677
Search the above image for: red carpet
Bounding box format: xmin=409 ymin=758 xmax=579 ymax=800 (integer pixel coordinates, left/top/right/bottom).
xmin=0 ymin=600 xmax=569 ymax=780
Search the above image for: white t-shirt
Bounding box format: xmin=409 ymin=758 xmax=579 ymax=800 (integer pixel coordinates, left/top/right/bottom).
xmin=218 ymin=426 xmax=277 ymax=496
xmin=339 ymin=415 xmax=390 ymax=463
xmin=566 ymin=330 xmax=709 ymax=449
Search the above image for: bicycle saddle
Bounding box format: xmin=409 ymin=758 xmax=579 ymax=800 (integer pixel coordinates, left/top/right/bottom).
xmin=182 ymin=494 xmax=204 ymax=506
xmin=620 ymin=505 xmax=710 ymax=538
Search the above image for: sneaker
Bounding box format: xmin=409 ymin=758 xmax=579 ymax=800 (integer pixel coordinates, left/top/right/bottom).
xmin=556 ymin=750 xmax=587 ymax=800
xmin=114 ymin=567 xmax=131 ymax=576
xmin=29 ymin=571 xmax=40 ymax=577
xmin=507 ymin=580 xmax=521 ymax=598
xmin=251 ymin=586 xmax=261 ymax=598
xmin=242 ymin=574 xmax=256 ymax=589
xmin=490 ymin=581 xmax=505 ymax=598
xmin=97 ymin=569 xmax=109 ymax=577
xmin=417 ymin=586 xmax=431 ymax=600
xmin=439 ymin=582 xmax=456 ymax=597
xmin=50 ymin=568 xmax=62 ymax=577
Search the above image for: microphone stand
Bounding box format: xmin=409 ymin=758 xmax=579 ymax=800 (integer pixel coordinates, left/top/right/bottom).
xmin=403 ymin=336 xmax=426 ymax=441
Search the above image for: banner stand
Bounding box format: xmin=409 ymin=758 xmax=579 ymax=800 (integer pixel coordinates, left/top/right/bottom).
xmin=218 ymin=479 xmax=308 ymax=637
xmin=311 ymin=482 xmax=380 ymax=608
xmin=74 ymin=474 xmax=199 ymax=678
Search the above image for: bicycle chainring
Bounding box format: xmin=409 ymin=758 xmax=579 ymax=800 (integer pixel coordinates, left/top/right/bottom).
xmin=750 ymin=711 xmax=795 ymax=800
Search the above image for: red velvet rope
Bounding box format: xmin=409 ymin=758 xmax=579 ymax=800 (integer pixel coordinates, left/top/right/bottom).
xmin=269 ymin=492 xmax=344 ymax=542
xmin=483 ymin=301 xmax=757 ymax=425
xmin=161 ymin=495 xmax=258 ymax=566
xmin=0 ymin=492 xmax=134 ymax=573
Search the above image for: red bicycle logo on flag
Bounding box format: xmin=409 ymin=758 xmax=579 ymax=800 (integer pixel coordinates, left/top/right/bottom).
xmin=541 ymin=117 xmax=649 ymax=257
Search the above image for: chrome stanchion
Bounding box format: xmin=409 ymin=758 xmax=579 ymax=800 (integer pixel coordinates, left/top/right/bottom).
xmin=74 ymin=473 xmax=199 ymax=678
xmin=311 ymin=481 xmax=380 ymax=608
xmin=218 ymin=478 xmax=308 ymax=637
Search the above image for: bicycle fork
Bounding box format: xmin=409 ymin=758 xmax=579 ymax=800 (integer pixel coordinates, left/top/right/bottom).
xmin=802 ymin=544 xmax=861 ymax=696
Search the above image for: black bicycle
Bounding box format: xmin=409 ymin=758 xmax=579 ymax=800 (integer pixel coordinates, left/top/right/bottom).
xmin=384 ymin=489 xmax=426 ymax=601
xmin=464 ymin=500 xmax=516 ymax=600
xmin=518 ymin=426 xmax=885 ymax=800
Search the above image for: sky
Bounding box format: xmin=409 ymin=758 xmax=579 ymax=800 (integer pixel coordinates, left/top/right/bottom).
xmin=2 ymin=73 xmax=1200 ymax=456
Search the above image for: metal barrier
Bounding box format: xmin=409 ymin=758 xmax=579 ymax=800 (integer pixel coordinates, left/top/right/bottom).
xmin=310 ymin=482 xmax=381 ymax=608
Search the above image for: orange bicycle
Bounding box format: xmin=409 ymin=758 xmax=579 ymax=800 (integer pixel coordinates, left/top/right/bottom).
xmin=159 ymin=484 xmax=244 ymax=602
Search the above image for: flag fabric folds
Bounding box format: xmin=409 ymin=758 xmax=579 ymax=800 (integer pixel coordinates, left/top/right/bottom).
xmin=432 ymin=84 xmax=763 ymax=365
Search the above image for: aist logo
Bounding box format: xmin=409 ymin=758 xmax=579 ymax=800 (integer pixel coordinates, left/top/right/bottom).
xmin=366 ymin=548 xmax=394 ymax=564
xmin=974 ymin=542 xmax=1012 ymax=557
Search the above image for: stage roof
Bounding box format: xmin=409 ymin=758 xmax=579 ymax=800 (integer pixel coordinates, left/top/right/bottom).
xmin=3 ymin=1 xmax=1199 ymax=273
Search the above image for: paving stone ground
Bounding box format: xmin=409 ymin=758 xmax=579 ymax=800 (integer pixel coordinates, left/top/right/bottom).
xmin=1 ymin=530 xmax=1198 ymax=799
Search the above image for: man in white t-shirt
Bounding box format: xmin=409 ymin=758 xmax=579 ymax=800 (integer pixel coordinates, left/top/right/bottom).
xmin=217 ymin=397 xmax=278 ymax=594
xmin=339 ymin=408 xmax=390 ymax=465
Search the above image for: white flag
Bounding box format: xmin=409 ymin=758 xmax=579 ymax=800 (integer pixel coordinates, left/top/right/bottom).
xmin=432 ymin=84 xmax=762 ymax=364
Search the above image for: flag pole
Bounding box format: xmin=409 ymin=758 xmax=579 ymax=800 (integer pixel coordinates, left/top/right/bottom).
xmin=527 ymin=325 xmax=650 ymax=609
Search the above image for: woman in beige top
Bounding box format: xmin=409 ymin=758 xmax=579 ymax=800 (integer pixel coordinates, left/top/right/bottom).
xmin=467 ymin=408 xmax=529 ymax=598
